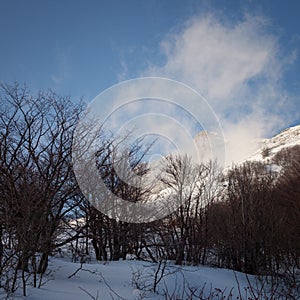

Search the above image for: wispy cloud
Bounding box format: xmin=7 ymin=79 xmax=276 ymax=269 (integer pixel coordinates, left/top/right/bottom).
xmin=51 ymin=49 xmax=71 ymax=86
xmin=139 ymin=13 xmax=297 ymax=164
xmin=147 ymin=15 xmax=274 ymax=101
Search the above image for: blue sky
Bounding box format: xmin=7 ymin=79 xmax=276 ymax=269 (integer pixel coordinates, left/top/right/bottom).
xmin=1 ymin=0 xmax=300 ymax=148
xmin=1 ymin=0 xmax=197 ymax=98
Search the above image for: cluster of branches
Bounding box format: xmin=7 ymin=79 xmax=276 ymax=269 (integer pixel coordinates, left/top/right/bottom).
xmin=209 ymin=153 xmax=300 ymax=277
xmin=0 ymin=83 xmax=155 ymax=296
xmin=0 ymin=83 xmax=299 ymax=297
xmin=71 ymin=146 xmax=300 ymax=298
xmin=81 ymin=145 xmax=300 ymax=299
xmin=82 ymin=144 xmax=300 ymax=281
xmin=0 ymin=83 xmax=86 ymax=295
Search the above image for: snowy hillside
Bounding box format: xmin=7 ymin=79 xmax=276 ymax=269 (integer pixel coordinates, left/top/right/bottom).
xmin=193 ymin=124 xmax=300 ymax=166
xmin=247 ymin=124 xmax=300 ymax=162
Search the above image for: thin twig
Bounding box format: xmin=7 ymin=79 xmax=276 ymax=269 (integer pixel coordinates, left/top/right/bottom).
xmin=99 ymin=272 xmax=128 ymax=300
xmin=78 ymin=286 xmax=99 ymax=300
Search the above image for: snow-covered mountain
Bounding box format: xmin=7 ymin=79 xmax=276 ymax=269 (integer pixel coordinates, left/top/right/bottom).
xmin=193 ymin=124 xmax=300 ymax=166
xmin=246 ymin=124 xmax=300 ymax=162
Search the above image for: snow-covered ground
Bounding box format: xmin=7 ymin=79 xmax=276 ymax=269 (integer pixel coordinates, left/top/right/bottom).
xmin=1 ymin=256 xmax=272 ymax=300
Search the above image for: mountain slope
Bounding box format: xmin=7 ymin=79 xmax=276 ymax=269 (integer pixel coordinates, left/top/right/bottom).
xmin=247 ymin=124 xmax=300 ymax=162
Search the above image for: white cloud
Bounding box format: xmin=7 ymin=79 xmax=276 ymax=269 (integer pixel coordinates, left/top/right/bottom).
xmin=146 ymin=15 xmax=275 ymax=102
xmin=141 ymin=13 xmax=296 ymax=164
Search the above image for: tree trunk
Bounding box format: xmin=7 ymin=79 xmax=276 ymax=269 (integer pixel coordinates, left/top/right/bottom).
xmin=37 ymin=253 xmax=49 ymax=274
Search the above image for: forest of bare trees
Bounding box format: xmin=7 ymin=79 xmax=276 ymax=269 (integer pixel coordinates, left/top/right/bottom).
xmin=0 ymin=83 xmax=299 ymax=297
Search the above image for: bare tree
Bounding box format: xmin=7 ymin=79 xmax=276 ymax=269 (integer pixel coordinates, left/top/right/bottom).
xmin=209 ymin=161 xmax=280 ymax=274
xmin=157 ymin=155 xmax=222 ymax=265
xmin=0 ymin=83 xmax=85 ymax=295
xmin=85 ymin=135 xmax=153 ymax=261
